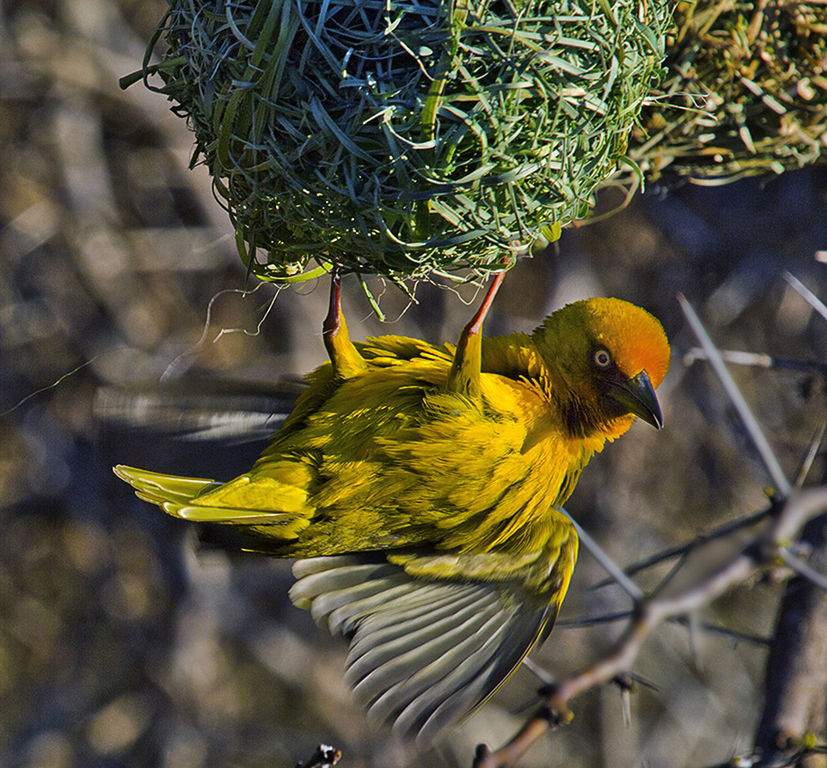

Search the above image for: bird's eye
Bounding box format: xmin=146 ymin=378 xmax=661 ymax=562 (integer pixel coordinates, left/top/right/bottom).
xmin=593 ymin=348 xmax=612 ymax=368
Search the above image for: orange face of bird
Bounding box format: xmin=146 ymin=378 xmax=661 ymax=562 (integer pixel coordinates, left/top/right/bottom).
xmin=531 ymin=297 xmax=670 ymax=437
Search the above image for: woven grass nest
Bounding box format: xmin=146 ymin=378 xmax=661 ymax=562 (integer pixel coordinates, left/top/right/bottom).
xmin=137 ymin=0 xmax=669 ymax=282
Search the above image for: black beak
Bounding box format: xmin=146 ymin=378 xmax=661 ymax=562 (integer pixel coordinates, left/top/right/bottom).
xmin=606 ymin=370 xmax=663 ymax=429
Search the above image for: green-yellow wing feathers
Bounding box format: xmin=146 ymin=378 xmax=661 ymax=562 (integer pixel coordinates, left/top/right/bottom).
xmin=289 ymin=554 xmax=565 ymax=746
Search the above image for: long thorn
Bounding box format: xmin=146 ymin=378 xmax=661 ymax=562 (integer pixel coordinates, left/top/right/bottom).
xmin=562 ymin=508 xmax=645 ymax=602
xmin=557 ymin=611 xmax=632 ymax=628
xmin=783 ymin=271 xmax=827 ymax=323
xmin=778 ymin=547 xmax=827 ymax=591
xmin=678 ymin=294 xmax=792 ymax=499
xmin=795 ymin=421 xmax=826 ymax=488
xmin=682 ymin=347 xmax=827 ymax=376
xmin=671 ymin=617 xmax=771 ymax=647
xmin=521 ymin=657 xmax=556 ymax=686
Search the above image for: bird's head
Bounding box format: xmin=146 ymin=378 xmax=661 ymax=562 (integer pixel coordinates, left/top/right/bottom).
xmin=532 ymin=297 xmax=670 ymax=438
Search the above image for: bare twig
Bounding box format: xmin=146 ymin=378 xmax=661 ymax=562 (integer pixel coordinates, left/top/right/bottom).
xmin=558 ymin=487 xmax=827 ymax=705
xmin=472 ymin=707 xmax=562 ymax=768
xmin=591 ymin=506 xmax=773 ymax=590
xmin=295 ymin=744 xmax=342 ymax=768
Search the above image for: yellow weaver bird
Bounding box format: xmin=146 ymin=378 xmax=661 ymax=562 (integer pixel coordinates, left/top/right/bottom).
xmin=115 ymin=272 xmax=669 ymax=745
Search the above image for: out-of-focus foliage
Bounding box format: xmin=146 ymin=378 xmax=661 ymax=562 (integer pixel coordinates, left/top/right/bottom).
xmin=628 ymin=0 xmax=827 ymax=183
xmin=0 ymin=1 xmax=825 ymax=767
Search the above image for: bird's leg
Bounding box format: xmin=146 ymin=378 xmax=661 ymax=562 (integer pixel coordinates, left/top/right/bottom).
xmin=322 ymin=267 xmax=344 ymax=342
xmin=323 ymin=267 xmax=367 ymax=379
xmin=447 ymin=270 xmax=506 ymax=398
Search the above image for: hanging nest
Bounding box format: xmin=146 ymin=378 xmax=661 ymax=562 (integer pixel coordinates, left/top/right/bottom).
xmin=130 ymin=0 xmax=668 ymax=282
xmin=626 ymin=0 xmax=827 ymax=183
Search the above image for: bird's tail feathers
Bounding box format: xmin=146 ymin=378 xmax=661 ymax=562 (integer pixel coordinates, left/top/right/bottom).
xmin=113 ymin=464 xmax=303 ymax=526
xmin=114 ymin=465 xmax=217 ymax=504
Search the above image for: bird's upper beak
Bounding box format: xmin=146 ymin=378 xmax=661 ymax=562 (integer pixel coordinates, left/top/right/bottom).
xmin=605 ymin=370 xmax=663 ymax=429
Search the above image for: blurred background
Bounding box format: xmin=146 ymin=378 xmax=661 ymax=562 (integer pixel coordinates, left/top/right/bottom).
xmin=0 ymin=1 xmax=825 ymax=767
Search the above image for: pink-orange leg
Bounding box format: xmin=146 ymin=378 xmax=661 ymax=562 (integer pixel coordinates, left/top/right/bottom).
xmin=322 ymin=266 xmax=367 ymax=379
xmin=323 ymin=266 xmax=344 ymax=345
xmin=447 ymin=270 xmax=506 ymax=397
xmin=459 ymin=270 xmax=505 ymax=343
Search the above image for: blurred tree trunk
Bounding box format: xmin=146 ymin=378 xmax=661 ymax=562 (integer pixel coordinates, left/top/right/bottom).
xmin=754 ymin=513 xmax=827 ymax=768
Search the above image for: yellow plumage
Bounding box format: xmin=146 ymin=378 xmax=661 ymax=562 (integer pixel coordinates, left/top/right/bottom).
xmin=115 ymin=289 xmax=669 ymax=744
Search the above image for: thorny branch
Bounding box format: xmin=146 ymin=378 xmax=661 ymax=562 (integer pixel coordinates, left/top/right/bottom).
xmin=473 ymin=487 xmax=827 ymax=768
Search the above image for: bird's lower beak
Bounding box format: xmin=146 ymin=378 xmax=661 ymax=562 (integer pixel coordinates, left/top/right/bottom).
xmin=606 ymin=370 xmax=663 ymax=429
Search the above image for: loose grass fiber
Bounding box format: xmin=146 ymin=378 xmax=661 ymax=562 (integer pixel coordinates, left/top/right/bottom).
xmin=133 ymin=0 xmax=669 ymax=282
